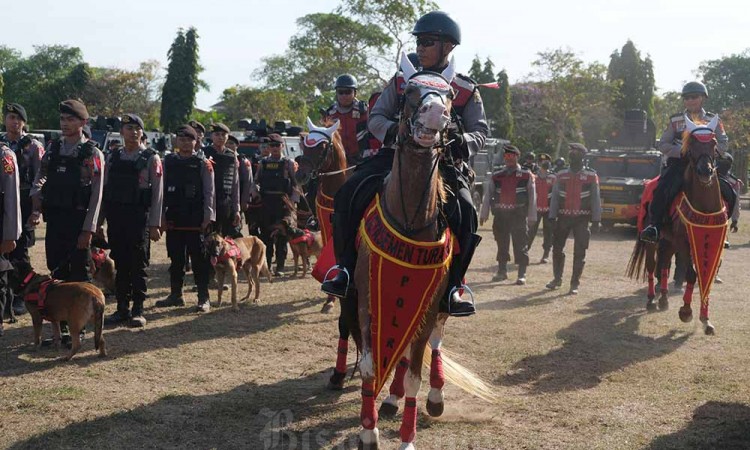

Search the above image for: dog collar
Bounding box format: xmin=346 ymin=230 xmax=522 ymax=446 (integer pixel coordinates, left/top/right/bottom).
xmin=19 ymin=271 xmax=36 ymax=290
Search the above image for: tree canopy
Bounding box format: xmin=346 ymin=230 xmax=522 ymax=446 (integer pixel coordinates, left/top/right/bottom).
xmin=607 ymin=40 xmax=655 ymax=119
xmin=160 ymin=27 xmax=206 ymax=132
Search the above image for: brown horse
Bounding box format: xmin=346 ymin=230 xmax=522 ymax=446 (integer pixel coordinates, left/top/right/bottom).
xmin=628 ymin=115 xmax=727 ymax=335
xmin=345 ymin=53 xmax=495 ymax=450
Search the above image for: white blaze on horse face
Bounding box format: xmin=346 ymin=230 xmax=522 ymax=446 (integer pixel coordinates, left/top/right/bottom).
xmin=413 ymin=98 xmax=450 ymax=148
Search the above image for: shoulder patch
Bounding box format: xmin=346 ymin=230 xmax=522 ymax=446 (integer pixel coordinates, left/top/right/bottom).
xmin=3 ymin=154 xmax=15 ymax=174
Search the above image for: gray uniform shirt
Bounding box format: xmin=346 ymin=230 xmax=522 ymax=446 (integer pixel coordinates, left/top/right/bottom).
xmin=0 ymin=145 xmax=22 ymax=242
xmin=368 ymin=72 xmax=489 ymax=157
xmin=238 ymin=155 xmax=254 ymax=207
xmin=31 ymin=136 xmax=105 ymax=233
xmin=101 ymin=146 xmax=164 ymax=227
xmin=2 ymin=134 xmax=43 ymax=193
xmin=658 ymin=109 xmax=729 ymax=159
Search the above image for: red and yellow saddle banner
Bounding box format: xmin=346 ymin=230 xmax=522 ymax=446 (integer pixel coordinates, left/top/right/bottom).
xmin=674 ymin=192 xmax=728 ymax=304
xmin=359 ymin=195 xmax=453 ymax=396
xmin=315 ymin=191 xmax=335 ymax=246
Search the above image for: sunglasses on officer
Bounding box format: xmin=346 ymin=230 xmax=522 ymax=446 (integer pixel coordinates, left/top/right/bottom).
xmin=683 ymin=94 xmax=702 ymax=100
xmin=416 ymin=36 xmax=439 ymax=48
xmin=337 ymin=89 xmax=354 ymax=96
xmin=269 ymin=142 xmax=282 ymax=148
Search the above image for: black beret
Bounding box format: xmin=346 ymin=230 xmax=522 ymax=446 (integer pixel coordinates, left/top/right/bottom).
xmin=5 ymin=103 xmax=27 ymax=122
xmin=537 ymin=153 xmax=552 ymax=162
xmin=121 ymin=113 xmax=144 ymax=129
xmin=568 ymin=143 xmax=587 ymax=153
xmin=176 ymin=125 xmax=198 ymax=140
xmin=187 ymin=120 xmax=205 ymax=134
xmin=502 ymin=144 xmax=521 ymax=155
xmin=268 ymin=133 xmax=284 ymax=144
xmin=227 ymin=134 xmax=240 ymax=145
xmin=59 ymin=99 xmax=89 ymax=120
xmin=210 ymin=122 xmax=230 ymax=134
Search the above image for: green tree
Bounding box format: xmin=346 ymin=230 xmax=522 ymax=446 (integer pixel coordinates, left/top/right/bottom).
xmin=468 ymin=56 xmax=483 ymax=81
xmin=652 ymin=90 xmax=683 ymax=135
xmin=607 ymin=40 xmax=655 ymax=118
xmin=2 ymin=45 xmax=91 ymax=128
xmin=495 ymin=70 xmax=514 ymax=140
xmin=218 ymin=86 xmax=308 ymax=126
xmin=697 ymin=50 xmax=750 ymax=111
xmin=160 ymin=27 xmax=206 ymax=132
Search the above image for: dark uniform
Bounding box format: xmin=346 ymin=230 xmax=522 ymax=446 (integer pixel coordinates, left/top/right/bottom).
xmin=100 ymin=114 xmax=163 ymax=326
xmin=158 ymin=125 xmax=215 ymax=311
xmin=0 ymin=144 xmax=22 ymax=336
xmin=203 ymin=144 xmax=241 ymax=238
xmin=31 ymin=101 xmax=104 ymax=283
xmin=254 ymin=140 xmax=298 ymax=274
xmin=546 ymin=144 xmax=601 ymax=294
xmin=480 ymin=148 xmax=536 ymax=283
xmin=528 ymin=155 xmax=556 ymax=263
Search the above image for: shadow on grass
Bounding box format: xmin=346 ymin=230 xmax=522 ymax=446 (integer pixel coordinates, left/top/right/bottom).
xmin=8 ymin=370 xmax=363 ymax=450
xmin=646 ymin=401 xmax=750 ymax=450
xmin=499 ymin=293 xmax=692 ymax=394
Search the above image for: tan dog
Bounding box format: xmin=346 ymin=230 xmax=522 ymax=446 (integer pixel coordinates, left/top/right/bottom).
xmin=273 ymin=223 xmax=323 ymax=277
xmin=205 ymin=233 xmax=272 ymax=310
xmin=17 ymin=269 xmax=106 ymax=361
xmin=90 ymin=246 xmax=116 ymax=294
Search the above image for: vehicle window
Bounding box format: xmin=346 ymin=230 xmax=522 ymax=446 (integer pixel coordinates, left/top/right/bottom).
xmin=589 ymin=157 xmax=625 ymax=177
xmin=626 ymin=158 xmax=661 ymax=179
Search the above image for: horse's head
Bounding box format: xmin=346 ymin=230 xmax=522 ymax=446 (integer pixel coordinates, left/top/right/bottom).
xmin=399 ymin=51 xmax=455 ymax=152
xmin=299 ymin=118 xmax=344 ymax=183
xmin=683 ymin=114 xmax=720 ymax=185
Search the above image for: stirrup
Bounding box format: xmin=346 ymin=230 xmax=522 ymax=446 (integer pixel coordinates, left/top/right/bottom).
xmin=448 ymin=284 xmax=475 ymax=316
xmin=322 ymin=265 xmax=351 ymax=297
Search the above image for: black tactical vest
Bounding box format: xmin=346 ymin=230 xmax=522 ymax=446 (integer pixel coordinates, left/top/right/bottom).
xmin=205 ymin=147 xmax=236 ymax=207
xmin=104 ymin=148 xmax=154 ymax=208
xmin=0 ymin=135 xmax=33 ymax=191
xmin=163 ymin=153 xmax=204 ymax=228
xmin=41 ymin=140 xmax=95 ymax=211
xmin=259 ymin=158 xmax=291 ymax=195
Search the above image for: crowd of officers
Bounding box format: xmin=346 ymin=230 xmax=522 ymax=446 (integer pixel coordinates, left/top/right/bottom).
xmin=0 ymin=99 xmax=302 ymax=341
xmin=480 ymin=143 xmax=602 ymax=294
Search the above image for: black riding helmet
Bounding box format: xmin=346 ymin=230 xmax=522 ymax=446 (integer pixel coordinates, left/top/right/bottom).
xmin=411 ymin=11 xmax=461 ymax=45
xmin=335 ymin=74 xmax=357 ymax=90
xmin=682 ymin=81 xmax=708 ymax=98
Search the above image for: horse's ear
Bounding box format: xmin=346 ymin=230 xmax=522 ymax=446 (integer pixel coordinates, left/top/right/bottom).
xmin=684 ymin=114 xmax=698 ymax=132
xmin=306 ymin=116 xmax=316 ymax=131
xmin=706 ymin=114 xmax=719 ymax=132
xmin=441 ymin=56 xmax=456 ymax=84
xmin=400 ymin=51 xmax=417 ymax=80
xmin=328 ymin=119 xmax=340 ymax=134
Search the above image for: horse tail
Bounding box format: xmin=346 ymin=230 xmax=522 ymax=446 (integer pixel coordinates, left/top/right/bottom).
xmin=341 ymin=290 xmax=362 ymax=379
xmin=626 ymin=239 xmax=648 ymax=282
xmin=422 ymin=345 xmax=500 ymax=404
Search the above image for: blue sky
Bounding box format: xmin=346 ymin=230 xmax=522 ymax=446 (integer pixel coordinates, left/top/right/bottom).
xmin=4 ymin=0 xmax=748 ymax=110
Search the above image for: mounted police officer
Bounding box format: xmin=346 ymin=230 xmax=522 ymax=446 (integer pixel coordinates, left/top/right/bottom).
xmin=479 ymin=144 xmax=536 ymax=285
xmin=254 ymin=134 xmax=298 ymax=276
xmin=324 ymin=74 xmax=371 ymax=166
xmin=99 ymin=114 xmax=163 ymax=328
xmin=203 ymin=123 xmax=243 ymax=237
xmin=1 ymin=103 xmax=43 ymax=318
xmin=29 ymin=100 xmax=105 ymax=346
xmin=155 ymin=125 xmax=215 ymax=312
xmin=546 ymin=143 xmax=601 ymax=295
xmin=640 ymin=81 xmax=734 ymax=243
xmin=322 ymin=11 xmax=488 ymax=317
xmin=0 ymin=142 xmax=21 ymax=337
xmin=528 ymin=153 xmax=556 ymax=263
xmin=717 ymin=152 xmax=740 ymax=233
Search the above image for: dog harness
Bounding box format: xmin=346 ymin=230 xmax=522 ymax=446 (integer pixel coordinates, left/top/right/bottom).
xmin=91 ymin=248 xmax=108 ymax=272
xmin=212 ymin=238 xmax=241 ymax=266
xmin=20 ymin=271 xmax=63 ymax=321
xmin=289 ymin=229 xmax=315 ymax=247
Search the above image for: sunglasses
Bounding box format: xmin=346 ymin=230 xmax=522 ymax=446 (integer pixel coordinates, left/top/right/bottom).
xmin=269 ymin=142 xmax=282 ymax=148
xmin=683 ymin=94 xmax=702 ymax=100
xmin=337 ymin=89 xmax=353 ymax=95
xmin=416 ymin=37 xmax=438 ymax=48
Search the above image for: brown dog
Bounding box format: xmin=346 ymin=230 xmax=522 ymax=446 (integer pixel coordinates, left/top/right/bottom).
xmin=204 ymin=233 xmax=272 ymax=310
xmin=273 ymin=223 xmax=323 ymax=277
xmin=90 ymin=246 xmax=116 ymax=294
xmin=18 ymin=269 xmax=106 ymax=361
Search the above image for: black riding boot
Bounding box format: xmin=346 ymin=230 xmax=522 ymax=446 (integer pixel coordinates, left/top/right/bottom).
xmin=445 ymin=233 xmax=481 ymax=317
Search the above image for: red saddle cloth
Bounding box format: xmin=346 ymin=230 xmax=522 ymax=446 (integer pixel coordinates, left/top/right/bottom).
xmin=670 ymin=192 xmax=728 ymax=303
xmin=359 ymin=195 xmax=454 ymax=397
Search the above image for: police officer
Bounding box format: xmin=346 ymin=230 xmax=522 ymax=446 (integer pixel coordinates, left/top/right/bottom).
xmin=228 ymin=134 xmax=255 ymax=228
xmin=0 ymin=143 xmax=21 ymax=336
xmin=640 ymin=81 xmax=733 ymax=243
xmin=245 ymin=138 xmax=270 ymax=237
xmin=99 ymin=114 xmax=163 ymax=328
xmin=323 ymin=11 xmax=488 ymax=317
xmin=521 ymin=151 xmax=538 ymax=174
xmin=528 ymin=153 xmax=556 ymax=263
xmin=717 ymin=152 xmax=740 ymax=233
xmin=553 ymin=157 xmax=566 ymax=173
xmin=203 ymin=123 xmax=242 ymax=237
xmin=254 ymin=134 xmax=298 ymax=276
xmin=324 ymin=74 xmax=371 ymax=166
xmin=1 ymin=103 xmax=43 ymax=318
xmin=479 ymin=145 xmax=536 ymax=284
xmin=546 ymin=143 xmax=601 ymax=295
xmin=29 ymin=100 xmax=104 ymax=346
xmin=155 ymin=125 xmax=215 ymax=312
xmin=188 ymin=120 xmax=206 ymax=152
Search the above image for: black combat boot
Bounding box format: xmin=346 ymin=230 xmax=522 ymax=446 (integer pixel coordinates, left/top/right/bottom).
xmin=156 ymin=280 xmax=185 ymax=307
xmin=516 ymin=265 xmax=527 ymax=285
xmin=569 ymin=260 xmax=585 ymax=295
xmin=493 ymin=264 xmax=508 ymax=282
xmin=446 ymin=233 xmax=482 ymax=317
xmin=104 ymin=309 xmax=131 ymax=326
xmin=546 ymin=253 xmax=564 ymax=289
xmin=540 ymin=248 xmax=550 ymax=264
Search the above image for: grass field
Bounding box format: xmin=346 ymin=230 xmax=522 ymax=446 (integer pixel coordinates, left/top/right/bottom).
xmin=1 ymin=220 xmax=749 ymax=449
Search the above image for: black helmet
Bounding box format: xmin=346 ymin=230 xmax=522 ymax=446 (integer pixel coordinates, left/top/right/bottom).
xmin=682 ymin=81 xmax=708 ymax=98
xmin=554 ymin=157 xmax=566 ymax=169
xmin=411 ymin=11 xmax=461 ymax=45
xmin=523 ymin=151 xmax=536 ymax=161
xmin=335 ymin=74 xmax=357 ymax=90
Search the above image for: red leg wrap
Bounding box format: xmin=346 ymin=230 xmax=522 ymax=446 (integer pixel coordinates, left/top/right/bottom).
xmin=700 ymin=297 xmax=709 ymax=320
xmin=335 ymin=338 xmax=348 ymax=373
xmin=399 ymin=397 xmax=418 ymax=443
xmin=647 ymin=275 xmax=655 ymax=298
xmin=430 ymin=349 xmax=445 ymax=390
xmin=361 ymin=382 xmax=378 ymax=430
xmin=389 ymin=357 xmax=409 ymax=398
xmin=660 ymin=269 xmax=669 ymax=293
xmin=683 ymin=283 xmax=694 ymax=306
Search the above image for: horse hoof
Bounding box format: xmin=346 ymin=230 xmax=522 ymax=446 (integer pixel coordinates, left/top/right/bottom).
xmin=701 ymin=318 xmax=715 ymax=335
xmin=426 ymin=399 xmax=445 ymax=417
xmin=378 ymin=402 xmax=399 ymax=418
xmin=321 ymin=301 xmax=335 ymax=314
xmin=646 ymin=300 xmax=657 ymax=312
xmin=658 ymin=297 xmax=669 ymax=311
xmin=678 ymin=307 xmax=692 ymax=323
xmin=358 ymin=442 xmax=379 ymax=450
xmin=327 ymin=370 xmax=346 ymax=391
